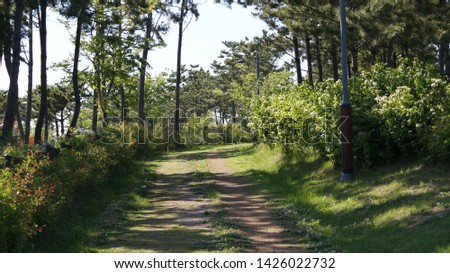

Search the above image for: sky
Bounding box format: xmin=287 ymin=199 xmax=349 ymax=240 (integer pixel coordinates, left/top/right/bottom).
xmin=0 ymin=1 xmax=267 ymax=97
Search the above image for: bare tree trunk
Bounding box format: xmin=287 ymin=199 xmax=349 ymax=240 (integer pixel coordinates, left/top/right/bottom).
xmin=35 ymin=0 xmax=48 ymax=144
xmin=315 ymin=35 xmax=323 ymax=82
xmin=351 ymin=46 xmax=358 ymax=76
xmin=387 ymin=38 xmax=394 ymax=68
xmin=92 ymin=90 xmax=99 ymax=135
xmin=139 ymin=12 xmax=152 ymax=123
xmin=439 ymin=38 xmax=446 ymax=76
xmin=119 ymin=84 xmax=126 ymax=121
xmin=347 ymin=56 xmax=352 ymax=79
xmin=92 ymin=90 xmax=98 ymax=134
xmin=305 ymin=33 xmax=313 ymax=85
xmin=25 ymin=8 xmax=33 ymax=145
xmin=370 ymin=47 xmax=377 ymax=65
xmin=214 ymin=108 xmax=218 ymax=125
xmin=331 ymin=39 xmax=339 ymax=81
xmin=60 ymin=110 xmax=64 ymax=136
xmin=92 ymin=53 xmax=101 ymax=134
xmin=67 ymin=13 xmax=83 ymax=137
xmin=392 ymin=51 xmax=397 ymax=68
xmin=439 ymin=0 xmax=449 ymax=78
xmin=174 ymin=0 xmax=186 ymax=141
xmin=2 ymin=0 xmax=24 ymax=142
xmin=16 ymin=106 xmax=25 ymax=142
xmin=445 ymin=44 xmax=450 ymax=79
xmin=231 ymin=101 xmax=236 ymax=123
xmin=55 ymin=117 xmax=59 ymax=138
xmin=292 ymin=35 xmax=303 ymax=84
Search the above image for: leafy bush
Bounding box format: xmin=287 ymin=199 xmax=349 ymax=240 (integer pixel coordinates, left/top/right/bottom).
xmin=249 ymin=59 xmax=450 ymax=166
xmin=0 ymin=134 xmax=136 ymax=252
xmin=427 ymin=113 xmax=450 ymax=161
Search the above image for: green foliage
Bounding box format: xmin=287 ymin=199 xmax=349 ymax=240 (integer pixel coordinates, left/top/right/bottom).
xmin=250 ymin=60 xmax=450 ymax=166
xmin=428 ymin=113 xmax=450 ymax=161
xmin=0 ymin=135 xmax=136 ymax=252
xmin=359 ymin=60 xmax=449 ymax=163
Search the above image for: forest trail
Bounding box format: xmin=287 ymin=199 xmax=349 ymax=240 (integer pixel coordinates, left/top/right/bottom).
xmin=90 ymin=146 xmax=305 ymax=253
xmin=206 ymin=149 xmax=306 ymax=253
xmin=90 ymin=151 xmax=217 ymax=252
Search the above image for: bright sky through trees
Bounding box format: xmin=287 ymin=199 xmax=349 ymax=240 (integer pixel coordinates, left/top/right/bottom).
xmin=0 ymin=1 xmax=266 ymax=96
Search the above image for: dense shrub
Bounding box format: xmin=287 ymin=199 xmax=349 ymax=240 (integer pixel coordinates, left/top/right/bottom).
xmin=0 ymin=134 xmax=136 ymax=252
xmin=249 ymin=59 xmax=450 ymax=166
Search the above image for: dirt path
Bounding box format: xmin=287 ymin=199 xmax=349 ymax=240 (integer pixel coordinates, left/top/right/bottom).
xmin=91 ymin=147 xmax=306 ymax=253
xmin=206 ymin=150 xmax=306 ymax=253
xmin=91 ymin=153 xmax=217 ymax=252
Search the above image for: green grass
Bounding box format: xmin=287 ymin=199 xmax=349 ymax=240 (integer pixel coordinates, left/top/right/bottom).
xmin=223 ymin=144 xmax=450 ymax=252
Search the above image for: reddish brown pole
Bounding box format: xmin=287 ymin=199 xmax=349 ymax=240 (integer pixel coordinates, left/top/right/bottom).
xmin=339 ymin=0 xmax=354 ymax=181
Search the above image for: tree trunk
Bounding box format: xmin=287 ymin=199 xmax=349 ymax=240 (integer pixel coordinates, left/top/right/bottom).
xmin=102 ymin=110 xmax=108 ymax=128
xmin=92 ymin=61 xmax=100 ymax=134
xmin=439 ymin=38 xmax=446 ymax=76
xmin=214 ymin=108 xmax=218 ymax=125
xmin=331 ymin=39 xmax=339 ymax=81
xmin=55 ymin=117 xmax=59 ymax=138
xmin=292 ymin=35 xmax=303 ymax=84
xmin=174 ymin=0 xmax=186 ymax=140
xmin=439 ymin=0 xmax=449 ymax=78
xmin=60 ymin=110 xmax=64 ymax=136
xmin=445 ymin=44 xmax=450 ymax=79
xmin=351 ymin=45 xmax=358 ymax=76
xmin=347 ymin=56 xmax=352 ymax=78
xmin=119 ymin=84 xmax=126 ymax=121
xmin=315 ymin=35 xmax=323 ymax=82
xmin=392 ymin=51 xmax=397 ymax=68
xmin=67 ymin=13 xmax=83 ymax=137
xmin=139 ymin=12 xmax=152 ymax=123
xmin=35 ymin=0 xmax=48 ymax=144
xmin=387 ymin=38 xmax=394 ymax=68
xmin=2 ymin=0 xmax=24 ymax=142
xmin=92 ymin=90 xmax=98 ymax=134
xmin=231 ymin=101 xmax=236 ymax=123
xmin=370 ymin=47 xmax=377 ymax=65
xmin=16 ymin=106 xmax=25 ymax=142
xmin=25 ymin=7 xmax=33 ymax=145
xmin=305 ymin=33 xmax=313 ymax=85
xmin=91 ymin=52 xmax=101 ymax=134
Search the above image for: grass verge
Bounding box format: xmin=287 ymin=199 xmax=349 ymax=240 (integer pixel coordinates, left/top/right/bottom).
xmin=223 ymin=144 xmax=450 ymax=252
